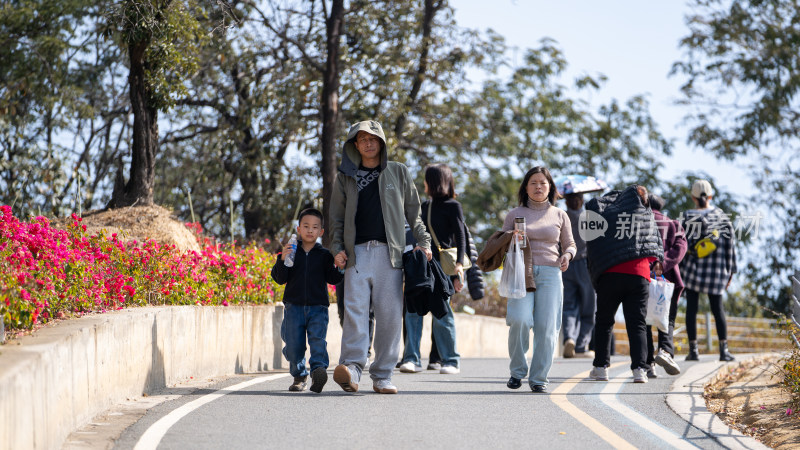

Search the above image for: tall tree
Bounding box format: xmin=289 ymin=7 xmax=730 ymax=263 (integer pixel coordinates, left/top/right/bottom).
xmin=672 ymin=0 xmax=800 ymax=313
xmin=0 ymin=0 xmax=95 ymax=216
xmin=456 ymin=41 xmax=672 ymax=241
xmin=4 ymin=0 xmax=679 ymax=260
xmin=245 ymin=0 xmax=488 ymax=243
xmin=392 ymin=0 xmax=446 ymax=145
xmin=104 ymin=0 xmax=204 ymax=208
xmin=155 ymin=0 xmax=320 ymax=241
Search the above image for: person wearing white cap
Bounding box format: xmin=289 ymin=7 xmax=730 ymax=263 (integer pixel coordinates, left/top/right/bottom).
xmin=679 ymin=179 xmax=737 ymax=361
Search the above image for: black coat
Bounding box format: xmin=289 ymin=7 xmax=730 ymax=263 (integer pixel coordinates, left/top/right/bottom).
xmin=585 ymin=185 xmax=663 ymax=288
xmin=422 ymin=198 xmax=468 ymax=268
xmin=403 ymin=249 xmax=454 ymax=319
xmin=464 ymin=226 xmax=485 ymax=300
xmin=271 ymin=243 xmax=344 ymax=306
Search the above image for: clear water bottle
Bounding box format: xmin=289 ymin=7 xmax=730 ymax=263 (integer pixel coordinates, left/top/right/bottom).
xmin=514 ymin=217 xmax=527 ymax=248
xmin=284 ymin=234 xmax=297 ymax=267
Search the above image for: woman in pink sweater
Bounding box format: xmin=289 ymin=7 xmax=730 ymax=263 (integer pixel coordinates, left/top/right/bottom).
xmin=502 ymin=166 xmax=576 ymax=393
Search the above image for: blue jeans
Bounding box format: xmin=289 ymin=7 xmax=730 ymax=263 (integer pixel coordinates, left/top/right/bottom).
xmin=506 ymin=265 xmax=562 ymax=387
xmin=281 ymin=303 xmax=329 ymax=378
xmin=402 ymin=302 xmax=460 ymax=368
xmin=561 ymin=258 xmax=596 ymax=352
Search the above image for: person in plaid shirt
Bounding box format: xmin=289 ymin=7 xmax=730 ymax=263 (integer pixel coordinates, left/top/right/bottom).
xmin=679 ymin=180 xmax=737 ymax=361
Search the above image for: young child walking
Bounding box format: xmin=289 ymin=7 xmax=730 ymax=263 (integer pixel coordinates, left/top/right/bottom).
xmin=271 ymin=208 xmax=344 ymax=392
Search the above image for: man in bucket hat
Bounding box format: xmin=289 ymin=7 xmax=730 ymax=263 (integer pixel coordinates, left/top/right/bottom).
xmin=330 ymin=120 xmax=432 ymax=394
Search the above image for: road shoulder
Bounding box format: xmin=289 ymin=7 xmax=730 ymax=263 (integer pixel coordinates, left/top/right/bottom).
xmin=666 ymin=354 xmax=771 ymax=450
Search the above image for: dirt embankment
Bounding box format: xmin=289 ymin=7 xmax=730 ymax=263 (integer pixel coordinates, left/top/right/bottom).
xmin=705 ymin=355 xmax=800 ymax=448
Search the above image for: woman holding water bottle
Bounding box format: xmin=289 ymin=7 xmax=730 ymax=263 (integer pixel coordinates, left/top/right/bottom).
xmin=398 ymin=164 xmax=464 ymax=375
xmin=502 ymin=166 xmax=576 ymax=393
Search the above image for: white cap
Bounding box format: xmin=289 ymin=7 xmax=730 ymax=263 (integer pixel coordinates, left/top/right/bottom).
xmin=691 ymin=179 xmax=713 ymax=198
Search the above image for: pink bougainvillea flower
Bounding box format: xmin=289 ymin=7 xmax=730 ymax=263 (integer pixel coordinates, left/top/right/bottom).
xmin=1 ymin=206 xmax=284 ymax=332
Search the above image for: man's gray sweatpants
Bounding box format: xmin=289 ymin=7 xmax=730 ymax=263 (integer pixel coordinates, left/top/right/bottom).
xmin=340 ymin=241 xmax=403 ymax=382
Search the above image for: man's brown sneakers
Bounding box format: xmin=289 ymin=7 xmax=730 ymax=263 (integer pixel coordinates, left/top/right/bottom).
xmin=333 ymin=364 xmax=358 ymax=392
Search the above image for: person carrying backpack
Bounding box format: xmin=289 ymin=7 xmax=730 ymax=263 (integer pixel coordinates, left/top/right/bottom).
xmin=585 ymin=185 xmax=664 ymax=384
xmin=679 ymin=179 xmax=737 ymax=362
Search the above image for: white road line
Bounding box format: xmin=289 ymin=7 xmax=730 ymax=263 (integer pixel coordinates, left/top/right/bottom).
xmin=133 ymin=373 xmax=290 ymax=450
xmin=550 ymin=362 xmax=637 ymax=449
xmin=600 ymin=369 xmax=699 ymax=449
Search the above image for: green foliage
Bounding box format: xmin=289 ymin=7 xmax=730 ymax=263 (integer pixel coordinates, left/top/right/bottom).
xmin=154 ymin=0 xmax=321 ymax=242
xmin=673 ymin=0 xmax=800 ymax=157
xmin=102 ymin=0 xmax=207 ymax=110
xmin=5 ymin=0 xmax=785 ymax=310
xmin=0 ymin=0 xmax=94 ymax=216
xmin=674 ymin=0 xmax=800 ymax=314
xmin=449 ymin=40 xmax=672 ymax=241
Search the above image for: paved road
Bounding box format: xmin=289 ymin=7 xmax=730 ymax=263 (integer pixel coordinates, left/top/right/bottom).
xmin=110 ymin=357 xmax=764 ymax=450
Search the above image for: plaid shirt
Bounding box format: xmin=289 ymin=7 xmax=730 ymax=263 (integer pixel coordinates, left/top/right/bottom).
xmin=679 ymin=207 xmax=737 ymax=295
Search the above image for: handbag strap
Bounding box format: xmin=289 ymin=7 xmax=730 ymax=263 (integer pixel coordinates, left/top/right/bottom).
xmin=426 ymin=201 xmax=443 ymax=251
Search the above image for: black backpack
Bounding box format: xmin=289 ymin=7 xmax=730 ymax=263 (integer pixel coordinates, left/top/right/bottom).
xmin=683 ymin=211 xmax=720 ymax=259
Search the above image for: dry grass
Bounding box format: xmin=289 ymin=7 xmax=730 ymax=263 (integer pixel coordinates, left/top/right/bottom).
xmin=52 ymin=205 xmax=200 ymax=253
xmin=705 ymin=356 xmax=800 ymax=448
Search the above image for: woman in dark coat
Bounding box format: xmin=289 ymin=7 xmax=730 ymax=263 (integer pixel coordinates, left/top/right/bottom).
xmin=398 ymin=164 xmax=465 ymax=375
xmin=586 ymin=185 xmax=663 ymax=384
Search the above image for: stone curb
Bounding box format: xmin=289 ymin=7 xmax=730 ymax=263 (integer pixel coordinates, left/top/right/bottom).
xmin=0 ymin=305 xmax=284 ymax=450
xmin=666 ymin=353 xmax=775 ymax=450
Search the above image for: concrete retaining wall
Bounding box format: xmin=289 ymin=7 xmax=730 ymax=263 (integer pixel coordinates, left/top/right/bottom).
xmin=0 ymin=304 xmax=511 ymax=450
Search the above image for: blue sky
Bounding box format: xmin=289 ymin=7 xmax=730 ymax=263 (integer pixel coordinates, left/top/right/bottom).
xmin=452 ymin=0 xmax=751 ymax=198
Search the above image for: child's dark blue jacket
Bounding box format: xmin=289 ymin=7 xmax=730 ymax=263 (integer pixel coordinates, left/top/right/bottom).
xmin=271 ymin=243 xmax=343 ymax=306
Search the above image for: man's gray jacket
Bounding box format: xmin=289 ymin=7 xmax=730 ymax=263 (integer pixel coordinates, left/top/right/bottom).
xmin=330 ymin=120 xmax=431 ymax=269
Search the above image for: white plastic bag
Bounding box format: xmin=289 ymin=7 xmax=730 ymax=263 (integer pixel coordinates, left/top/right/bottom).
xmin=646 ymin=276 xmax=675 ymax=332
xmin=498 ymin=238 xmax=526 ymax=299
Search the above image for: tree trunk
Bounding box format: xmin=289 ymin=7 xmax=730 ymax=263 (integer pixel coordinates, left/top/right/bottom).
xmin=239 ymin=137 xmax=265 ymax=239
xmin=394 ymin=0 xmax=441 ymax=144
xmin=109 ymin=40 xmax=157 ymax=208
xmin=320 ymin=0 xmax=345 ymax=247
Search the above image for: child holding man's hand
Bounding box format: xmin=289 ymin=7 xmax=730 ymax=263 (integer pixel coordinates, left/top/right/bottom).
xmin=271 ymin=208 xmax=343 ymax=392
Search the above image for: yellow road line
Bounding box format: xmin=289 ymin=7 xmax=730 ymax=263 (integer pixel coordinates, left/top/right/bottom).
xmin=550 ymin=361 xmax=636 ymax=450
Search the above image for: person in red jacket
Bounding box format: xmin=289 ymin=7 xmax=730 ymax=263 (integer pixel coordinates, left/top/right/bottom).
xmin=645 ymin=194 xmax=687 ymax=378
xmin=587 ymin=185 xmax=663 ymax=384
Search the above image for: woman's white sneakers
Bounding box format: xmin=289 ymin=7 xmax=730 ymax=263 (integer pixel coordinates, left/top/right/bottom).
xmin=654 ymin=349 xmax=681 ymax=375
xmin=400 ymin=361 xmax=459 ymax=374
xmin=591 ymin=366 xmax=650 ymax=383
xmin=439 ymin=365 xmax=460 ymax=374
xmin=399 ymin=361 xmax=424 ymax=373
xmin=632 ymin=368 xmax=648 ymax=383
xmin=590 ymin=366 xmax=609 ymax=381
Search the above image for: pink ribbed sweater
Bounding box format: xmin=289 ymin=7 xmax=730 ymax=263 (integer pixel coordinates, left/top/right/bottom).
xmin=502 ymin=200 xmax=576 ymax=267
